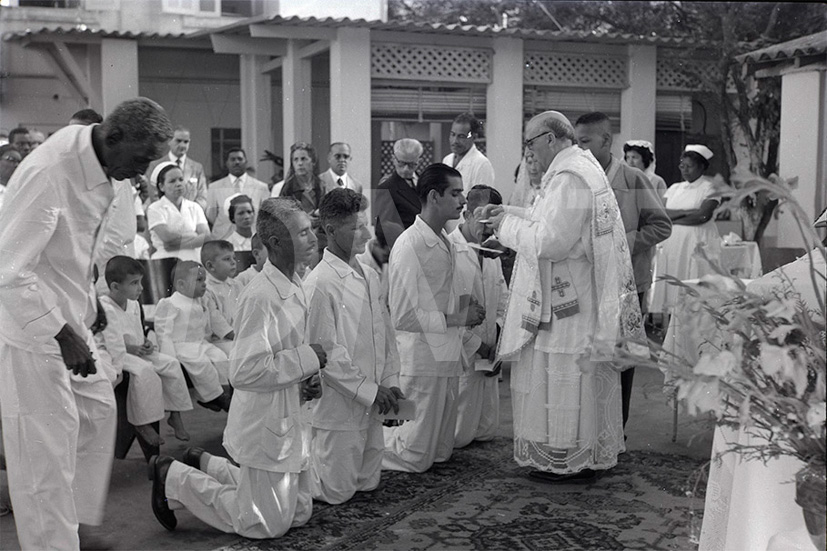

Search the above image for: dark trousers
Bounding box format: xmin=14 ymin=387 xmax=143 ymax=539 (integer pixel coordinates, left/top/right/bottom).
xmin=621 ymin=292 xmax=647 ymax=429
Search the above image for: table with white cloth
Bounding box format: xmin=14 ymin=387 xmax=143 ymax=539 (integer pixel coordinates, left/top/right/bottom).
xmin=719 ymin=241 xmax=762 ymax=278
xmin=698 ymin=425 xmax=808 ymax=551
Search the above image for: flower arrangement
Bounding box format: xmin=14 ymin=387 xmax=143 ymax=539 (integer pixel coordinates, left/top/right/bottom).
xmin=616 ymin=175 xmax=826 ymax=547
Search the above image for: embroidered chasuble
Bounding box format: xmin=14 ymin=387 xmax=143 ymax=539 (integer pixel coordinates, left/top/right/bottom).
xmin=495 ymin=146 xmax=643 ymax=474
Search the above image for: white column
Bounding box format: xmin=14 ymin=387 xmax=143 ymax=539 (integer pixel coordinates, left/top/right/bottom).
xmin=329 ymin=27 xmax=372 ymax=188
xmin=282 ymin=39 xmax=312 ymax=166
xmin=776 ymin=70 xmax=827 ymax=248
xmin=100 ymin=38 xmax=138 ymax=115
xmin=486 ymin=37 xmax=523 ymax=202
xmin=619 ymin=45 xmax=657 ymax=155
xmin=240 ymin=54 xmax=273 ymax=183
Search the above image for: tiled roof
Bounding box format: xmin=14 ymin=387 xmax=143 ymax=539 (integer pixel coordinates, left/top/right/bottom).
xmin=4 ymin=26 xmax=194 ymax=42
xmin=194 ymin=14 xmax=714 ymax=47
xmin=737 ymin=31 xmax=827 ymax=63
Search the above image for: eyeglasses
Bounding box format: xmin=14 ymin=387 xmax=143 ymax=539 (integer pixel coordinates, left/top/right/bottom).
xmin=523 ymin=131 xmax=552 ymax=150
xmin=394 ymin=155 xmax=419 ymax=169
xmin=1 ymin=156 xmax=20 ymax=164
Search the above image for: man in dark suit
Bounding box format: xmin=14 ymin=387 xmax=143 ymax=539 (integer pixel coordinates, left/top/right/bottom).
xmin=373 ymin=139 xmax=423 ymax=249
xmin=319 ymin=142 xmax=364 ymax=195
xmin=145 ymin=126 xmax=208 ymax=209
xmin=574 ymin=112 xmax=672 ymax=432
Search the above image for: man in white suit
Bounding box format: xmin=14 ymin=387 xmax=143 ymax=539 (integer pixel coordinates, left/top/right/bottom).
xmin=319 ymin=142 xmax=363 ymax=195
xmin=205 ymin=147 xmax=270 ymax=241
xmin=146 ymin=127 xmax=208 ymax=209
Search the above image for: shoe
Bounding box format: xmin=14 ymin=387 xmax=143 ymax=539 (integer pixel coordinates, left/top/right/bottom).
xmin=197 ymin=396 xmax=224 ymax=412
xmin=182 ymin=447 xmax=206 ymax=470
xmin=528 ymin=469 xmax=598 ymax=484
xmin=217 ymin=390 xmax=232 ymax=412
xmin=148 ymin=455 xmax=177 ymax=531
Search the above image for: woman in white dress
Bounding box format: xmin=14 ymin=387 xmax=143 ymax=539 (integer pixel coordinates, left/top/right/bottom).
xmin=623 ymin=140 xmax=667 ymax=199
xmin=649 ymin=144 xmax=721 ymax=313
xmin=146 ymin=162 xmax=209 ymax=262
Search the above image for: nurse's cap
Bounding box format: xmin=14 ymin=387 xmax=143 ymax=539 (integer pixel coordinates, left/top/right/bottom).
xmin=150 ymin=161 xmax=177 ymax=186
xmin=684 ymin=144 xmax=714 ymax=160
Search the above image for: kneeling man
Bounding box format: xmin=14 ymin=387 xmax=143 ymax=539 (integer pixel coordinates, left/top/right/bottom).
xmin=148 ymin=197 xmax=327 ymax=539
xmin=306 ymin=188 xmax=404 ymax=504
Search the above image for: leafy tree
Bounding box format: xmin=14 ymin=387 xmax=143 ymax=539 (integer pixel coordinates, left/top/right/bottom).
xmin=389 ymin=1 xmax=827 ymax=243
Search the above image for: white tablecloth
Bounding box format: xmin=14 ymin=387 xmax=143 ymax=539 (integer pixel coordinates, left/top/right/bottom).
xmin=720 ymin=241 xmax=762 ymax=278
xmin=699 ymin=425 xmax=807 ymax=551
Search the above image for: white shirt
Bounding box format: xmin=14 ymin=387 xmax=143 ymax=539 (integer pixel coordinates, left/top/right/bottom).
xmin=305 ymin=250 xmax=401 ymax=430
xmin=154 ymin=291 xmax=213 ymax=359
xmin=205 ymin=173 xmax=270 ymax=241
xmin=203 ymin=272 xmax=243 ymax=339
xmin=0 ymin=123 xmax=113 ymax=353
xmin=99 ymin=295 xmax=145 ymax=369
xmin=93 ymin=179 xmax=137 ymax=293
xmin=326 ymin=168 xmax=354 ymax=190
xmin=224 ymin=261 xmax=321 ymax=472
xmin=227 ymin=231 xmax=252 ymax=251
xmin=146 ymin=195 xmax=208 ymax=261
xmin=234 ymin=265 xmax=260 ymax=287
xmin=442 ymin=144 xmax=496 ymax=193
xmin=0 ymin=184 xmax=6 ymax=212
xmin=448 ymin=228 xmax=508 ymax=369
xmin=388 ymin=216 xmax=462 ymax=377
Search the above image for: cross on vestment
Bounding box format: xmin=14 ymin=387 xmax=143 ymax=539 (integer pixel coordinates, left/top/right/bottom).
xmin=551 ymin=276 xmax=570 ymax=297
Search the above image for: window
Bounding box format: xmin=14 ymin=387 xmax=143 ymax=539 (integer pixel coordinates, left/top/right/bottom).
xmin=210 ymin=128 xmax=241 ymax=181
xmin=162 ymin=0 xmax=220 ymax=16
xmin=13 ymin=0 xmax=81 ymax=7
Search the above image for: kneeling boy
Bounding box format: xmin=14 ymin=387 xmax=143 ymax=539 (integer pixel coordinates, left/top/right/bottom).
xmin=306 ymin=189 xmax=403 ymax=504
xmin=148 ymin=197 xmax=327 ymax=538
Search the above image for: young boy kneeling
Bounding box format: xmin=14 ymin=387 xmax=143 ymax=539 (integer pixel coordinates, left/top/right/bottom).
xmin=305 ymin=189 xmax=403 ymax=504
xmin=99 ymin=256 xmax=193 ymax=445
xmin=148 ymin=197 xmax=327 ymax=538
xmin=154 ymin=261 xmax=232 ymax=412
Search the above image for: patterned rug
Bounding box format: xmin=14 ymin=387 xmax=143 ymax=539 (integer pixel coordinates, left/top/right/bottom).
xmin=218 ymin=438 xmax=705 ymax=551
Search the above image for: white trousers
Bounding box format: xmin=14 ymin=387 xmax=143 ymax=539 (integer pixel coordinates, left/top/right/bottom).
xmin=177 ymin=343 xmax=228 ymax=401
xmin=165 ymin=455 xmax=312 ymax=539
xmin=0 ymin=342 xmax=117 ymax=551
xmin=123 ymin=352 xmax=193 ymax=425
xmin=310 ymin=422 xmax=384 ymax=504
xmin=382 ymin=375 xmax=458 ymax=473
xmin=454 ymin=370 xmax=500 ymax=448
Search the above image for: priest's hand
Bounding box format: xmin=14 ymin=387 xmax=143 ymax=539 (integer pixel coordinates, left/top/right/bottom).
xmin=477 ymin=204 xmax=505 ymax=233
xmin=55 ymin=324 xmax=97 ymax=377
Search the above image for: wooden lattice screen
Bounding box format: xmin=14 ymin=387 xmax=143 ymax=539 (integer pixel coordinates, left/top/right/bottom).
xmin=523 ymin=51 xmax=627 ymax=88
xmin=372 ymin=43 xmax=492 ymax=83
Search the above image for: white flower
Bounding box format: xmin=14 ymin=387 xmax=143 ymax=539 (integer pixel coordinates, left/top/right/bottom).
xmin=759 ymin=344 xmax=793 ymax=378
xmin=694 ymin=350 xmax=738 ymax=377
xmin=764 ymin=299 xmax=797 ymax=321
xmin=806 ymin=402 xmax=826 ymax=429
xmin=678 ymin=379 xmax=723 ymax=418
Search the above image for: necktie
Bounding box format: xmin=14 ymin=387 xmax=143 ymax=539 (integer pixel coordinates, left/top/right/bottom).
xmin=175 ymin=158 xmax=181 ymax=167
xmin=337 ymin=178 xmax=344 ymax=188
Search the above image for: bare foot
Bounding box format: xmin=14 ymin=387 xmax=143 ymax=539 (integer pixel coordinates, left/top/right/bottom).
xmin=134 ymin=424 xmax=164 ymax=447
xmin=167 ymin=412 xmax=190 ymax=441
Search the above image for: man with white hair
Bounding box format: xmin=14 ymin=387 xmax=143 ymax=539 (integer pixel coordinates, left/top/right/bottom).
xmin=483 ymin=111 xmax=644 ymax=483
xmin=373 ymin=138 xmax=423 ymax=250
xmin=0 ymin=97 xmax=173 ymax=549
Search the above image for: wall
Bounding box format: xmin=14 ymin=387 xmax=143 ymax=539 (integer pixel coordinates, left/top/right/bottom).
xmin=138 ymin=47 xmax=241 ymax=181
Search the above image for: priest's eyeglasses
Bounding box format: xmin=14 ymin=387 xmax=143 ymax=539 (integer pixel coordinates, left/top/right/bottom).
xmin=524 ymin=131 xmax=552 ymax=150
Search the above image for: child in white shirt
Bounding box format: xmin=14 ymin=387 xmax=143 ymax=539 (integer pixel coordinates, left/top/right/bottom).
xmin=234 ymin=233 xmax=267 ymax=287
xmin=201 ymin=240 xmax=242 ymax=354
xmin=154 ymin=260 xmax=232 ymax=412
xmin=99 ymin=256 xmax=193 ymax=444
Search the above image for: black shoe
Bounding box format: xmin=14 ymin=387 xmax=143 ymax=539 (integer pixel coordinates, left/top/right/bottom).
xmin=197 ymin=396 xmax=224 ymax=412
xmin=182 ymin=447 xmax=206 ymax=470
xmin=217 ymin=390 xmax=232 ymax=412
xmin=528 ymin=469 xmax=597 ymax=484
xmin=148 ymin=455 xmax=177 ymax=531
